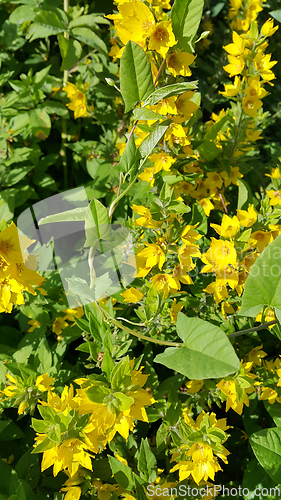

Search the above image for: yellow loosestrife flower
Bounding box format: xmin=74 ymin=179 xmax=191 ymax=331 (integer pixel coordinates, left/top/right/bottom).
xmin=167 ymin=50 xmax=195 ymax=77
xmin=121 ymin=287 xmax=144 ymax=303
xmin=236 ymin=204 xmax=257 ymax=227
xmin=148 ymin=20 xmax=176 ymax=58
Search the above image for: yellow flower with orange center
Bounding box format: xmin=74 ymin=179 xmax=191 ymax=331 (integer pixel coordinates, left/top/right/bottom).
xmin=148 ymin=20 xmax=176 ymax=57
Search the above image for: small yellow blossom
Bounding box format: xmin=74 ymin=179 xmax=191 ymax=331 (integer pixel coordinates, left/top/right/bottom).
xmin=167 ymin=50 xmax=196 ymax=77
xmin=236 ymin=204 xmax=257 ymax=227
xmin=121 ymin=287 xmax=144 ymax=303
xmin=148 ymin=21 xmax=176 ymax=58
xmin=267 ymin=190 xmax=281 ymax=206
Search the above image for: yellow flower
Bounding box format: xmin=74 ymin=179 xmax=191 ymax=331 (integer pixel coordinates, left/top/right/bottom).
xmin=107 ymin=1 xmax=155 ymax=46
xmin=170 ymin=299 xmax=184 ymax=323
xmin=151 ymin=273 xmax=179 ymax=298
xmin=137 ymin=243 xmax=165 ymax=271
xmin=52 ymin=317 xmax=69 ymax=335
xmin=120 ymin=287 xmax=144 ymax=303
xmin=204 ymin=282 xmax=229 ymax=305
xmin=267 ymin=190 xmax=281 ymax=206
xmin=221 ymin=166 xmax=243 ymax=187
xmin=63 ymin=306 xmax=84 ymax=323
xmin=204 ymin=171 xmax=223 ymax=191
xmin=170 ymin=442 xmax=222 ymax=484
xmin=223 ymin=55 xmax=245 ymax=77
xmin=62 ymin=487 xmax=81 ymax=500
xmin=242 ymin=96 xmax=263 ymax=118
xmin=216 ymin=266 xmax=239 ymax=290
xmin=148 ymin=20 xmax=176 ymax=58
xmin=210 ymin=214 xmax=240 ymax=238
xmin=27 ymin=319 xmax=41 ymax=332
xmin=149 ymin=152 xmax=176 ymax=172
xmin=260 ymin=387 xmax=279 ymax=404
xmin=63 ymin=83 xmax=88 ymax=119
xmin=248 ymin=230 xmax=272 ymax=252
xmin=174 ymin=91 xmax=199 ymax=123
xmin=132 ymin=205 xmax=162 ymax=229
xmin=181 ymin=224 xmax=202 ymax=245
xmin=138 ymin=167 xmax=155 ymax=186
xmin=0 ymin=222 xmax=24 ymax=263
xmin=244 ymin=77 xmax=267 ymax=100
xmin=36 ymin=374 xmax=55 ymax=392
xmin=265 ymin=167 xmax=281 ymax=179
xmin=261 ymin=18 xmax=278 ymax=38
xmin=219 ymin=76 xmax=241 ymax=97
xmin=18 ymin=401 xmax=28 ymax=415
xmin=255 ymin=308 xmax=276 ymax=327
xmin=202 ymin=238 xmax=237 ymax=271
xmin=236 ymin=204 xmax=257 ymax=227
xmin=246 ymin=345 xmax=267 ymax=366
xmin=198 ymin=198 xmax=214 ymax=216
xmin=167 ymin=50 xmax=196 ymax=77
xmin=223 ymin=31 xmax=245 ymax=56
xmin=254 ymin=52 xmax=277 ymax=81
xmin=246 ymin=128 xmax=263 ymax=141
xmin=186 ymin=379 xmax=204 ymax=394
xmin=221 ymin=301 xmax=235 ymax=319
xmin=41 ymin=438 xmax=93 ymax=477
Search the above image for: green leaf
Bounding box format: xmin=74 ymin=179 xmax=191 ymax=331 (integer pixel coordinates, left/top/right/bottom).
xmin=2 ymin=166 xmax=34 ymax=187
xmin=250 ymin=428 xmax=281 ymax=483
xmin=171 ymin=0 xmax=204 ymax=52
xmin=32 ymin=10 xmax=67 ymax=32
xmin=36 ymin=337 xmax=52 ymax=372
xmin=142 ymin=81 xmax=197 ymax=107
xmin=110 ymin=358 xmax=131 ymax=391
xmin=264 ymin=401 xmax=281 ymax=427
xmin=137 ymin=438 xmax=157 ymax=482
xmin=38 ymin=207 xmax=87 ymax=225
xmin=270 ymin=10 xmax=281 ymax=23
xmin=86 ymin=385 xmax=111 ymax=404
xmin=239 ymin=234 xmax=281 ymax=322
xmin=242 ymin=459 xmax=281 ymax=500
xmin=60 ymin=38 xmax=82 ymax=72
xmin=74 ymin=316 xmax=91 ymax=334
xmin=31 ymin=418 xmax=52 ymax=434
xmin=133 ymin=108 xmax=166 ymax=121
xmin=139 ymin=120 xmax=171 ymax=158
xmin=154 ymin=313 xmax=240 ymax=379
xmin=108 ymin=456 xmax=135 ymax=490
xmin=29 ymin=109 xmax=51 ymax=139
xmin=190 ymin=203 xmax=207 ymax=234
xmin=238 ymin=178 xmax=253 ymax=210
xmin=69 ymin=14 xmax=110 ymax=29
xmin=71 ymin=27 xmax=107 ymax=55
xmin=0 ymin=420 xmax=24 ymax=441
xmin=84 ymin=198 xmax=111 ymax=248
xmin=117 ymin=136 xmax=140 ymax=175
xmin=120 ymin=41 xmax=154 ymax=113
xmin=113 ymin=392 xmax=134 ymax=412
xmin=9 ymin=5 xmax=37 ymax=24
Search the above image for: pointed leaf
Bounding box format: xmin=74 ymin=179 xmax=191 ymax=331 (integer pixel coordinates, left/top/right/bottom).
xmin=250 ymin=428 xmax=281 ymax=483
xmin=120 ymin=41 xmax=154 ymax=113
xmin=171 ymin=0 xmax=204 ymax=52
xmin=239 ymin=233 xmax=281 ymax=322
xmin=139 ymin=120 xmax=171 ymax=158
xmin=142 ymin=81 xmax=197 ymax=107
xmin=154 ymin=313 xmax=240 ymax=379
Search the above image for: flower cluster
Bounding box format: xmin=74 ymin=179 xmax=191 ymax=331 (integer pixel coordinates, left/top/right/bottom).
xmin=170 ymin=410 xmax=230 ymax=485
xmin=32 ymin=359 xmax=155 ymax=484
xmin=0 ymin=222 xmax=44 ymax=313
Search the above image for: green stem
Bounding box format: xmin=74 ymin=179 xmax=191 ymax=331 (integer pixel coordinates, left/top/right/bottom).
xmin=61 ymin=0 xmax=69 ymax=189
xmin=108 ymin=170 xmax=139 ymax=219
xmin=227 ymin=320 xmax=278 ymax=338
xmin=101 ymin=308 xmax=181 ymax=347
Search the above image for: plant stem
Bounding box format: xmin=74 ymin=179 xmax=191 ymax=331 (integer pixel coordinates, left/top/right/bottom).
xmin=60 ymin=0 xmax=69 ymax=189
xmin=228 ymin=320 xmax=278 ymax=338
xmin=102 ymin=309 xmax=181 ymax=347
